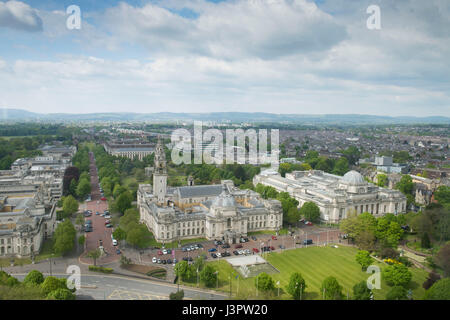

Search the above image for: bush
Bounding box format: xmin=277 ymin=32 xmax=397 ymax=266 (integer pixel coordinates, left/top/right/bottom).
xmin=88 ymin=266 xmax=113 ymax=273
xmin=47 ymin=288 xmax=76 ymax=300
xmin=146 ymin=269 xmax=167 ymax=279
xmin=23 ymin=270 xmax=45 ymax=286
xmin=397 ymin=256 xmax=412 ymax=267
xmin=382 ymin=264 xmax=412 ymax=287
xmin=386 ymin=286 xmax=408 ymax=300
xmin=169 ymin=290 xmax=184 ymax=300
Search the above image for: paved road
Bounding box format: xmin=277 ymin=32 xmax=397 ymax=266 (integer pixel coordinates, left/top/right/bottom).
xmin=80 ymin=152 xmax=119 ymax=265
xmin=12 ymin=273 xmax=227 ymax=300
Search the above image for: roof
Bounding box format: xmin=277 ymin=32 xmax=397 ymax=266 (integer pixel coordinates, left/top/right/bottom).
xmin=177 ymin=185 xmax=223 ymax=198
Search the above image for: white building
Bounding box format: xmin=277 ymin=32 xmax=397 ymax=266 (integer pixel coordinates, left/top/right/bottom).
xmin=138 ymin=137 xmax=283 ymax=244
xmin=253 ymin=169 xmax=407 ymax=223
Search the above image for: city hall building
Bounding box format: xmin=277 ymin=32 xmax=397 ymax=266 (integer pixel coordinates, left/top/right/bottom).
xmin=253 ymin=169 xmax=407 ymax=223
xmin=137 ymin=137 xmax=283 ymax=244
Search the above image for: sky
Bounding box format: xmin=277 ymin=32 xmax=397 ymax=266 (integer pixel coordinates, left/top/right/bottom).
xmin=0 ymin=0 xmax=449 ymax=116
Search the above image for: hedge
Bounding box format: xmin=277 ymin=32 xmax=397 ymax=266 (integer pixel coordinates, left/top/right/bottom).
xmin=88 ymin=266 xmax=113 ymax=273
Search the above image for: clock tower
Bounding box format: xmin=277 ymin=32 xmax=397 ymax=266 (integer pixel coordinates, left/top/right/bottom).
xmin=153 ymin=135 xmax=167 ymax=205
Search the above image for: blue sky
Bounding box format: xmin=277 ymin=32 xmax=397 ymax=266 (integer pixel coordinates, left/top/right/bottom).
xmin=0 ymin=0 xmax=449 ymax=116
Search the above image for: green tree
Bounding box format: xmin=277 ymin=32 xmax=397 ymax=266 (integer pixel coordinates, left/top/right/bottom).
xmin=320 ymin=276 xmax=344 ymax=300
xmin=342 ymin=146 xmax=361 ymax=165
xmin=116 ymin=191 xmax=133 ymax=214
xmin=286 ymin=272 xmax=306 ymax=300
xmin=382 ymin=264 xmax=412 ymax=287
xmin=355 ymin=250 xmax=373 ymax=271
xmin=87 ymin=249 xmax=101 ymax=266
xmin=435 ymin=243 xmax=450 ymax=277
xmin=255 ymin=272 xmax=275 ymax=292
xmin=62 ymin=195 xmax=78 ymax=215
xmin=286 ymin=206 xmax=301 ymax=225
xmin=386 ymin=286 xmax=408 ymax=300
xmin=113 ymin=227 xmax=127 ymax=241
xmin=332 ymin=157 xmax=349 ymax=176
xmin=126 ymin=224 xmax=152 ymax=249
xmin=53 ymin=219 xmax=76 ymax=255
xmin=376 ymin=174 xmax=388 ymax=187
xmin=434 ymin=186 xmax=450 ymax=208
xmin=78 ymin=235 xmax=85 ymax=247
xmin=199 ymin=265 xmax=217 ymax=288
xmin=69 ymin=178 xmax=78 ymax=197
xmin=113 ymin=184 xmax=128 ymax=199
xmin=299 ymin=201 xmax=321 ymax=223
xmin=23 ymin=270 xmax=45 ymax=286
xmin=174 ymin=261 xmax=194 ymax=281
xmin=76 ymin=178 xmax=91 ymax=200
xmin=353 ymin=281 xmax=372 ymax=300
xmin=421 ymin=232 xmax=431 ymax=249
xmin=423 ymin=278 xmax=450 ymax=300
xmin=41 ymin=276 xmax=66 ymax=296
xmin=395 ymin=175 xmax=414 ymax=196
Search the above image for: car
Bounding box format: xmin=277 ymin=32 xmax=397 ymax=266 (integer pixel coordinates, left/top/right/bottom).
xmin=216 ymin=252 xmax=221 ymax=258
xmin=105 ymin=224 xmax=113 ymax=228
xmin=271 ymin=236 xmax=277 ymax=240
xmin=279 ymin=245 xmax=285 ymax=249
xmin=234 ymin=244 xmax=243 ymax=249
xmin=86 ymin=220 xmax=92 ymax=224
xmin=182 ymin=257 xmax=188 ymax=261
xmin=303 ymin=239 xmax=313 ymax=245
xmin=270 ymin=246 xmax=275 ymax=250
xmin=167 ymin=259 xmax=172 ymax=264
xmin=101 ymin=197 xmax=107 ymax=201
xmin=100 ymin=213 xmax=106 ymax=217
xmin=105 ymin=220 xmax=111 ymax=224
xmin=233 ymin=250 xmax=239 ymax=255
xmin=187 ymin=257 xmax=193 ymax=261
xmin=97 ymin=200 xmax=100 ymax=204
xmin=252 ymin=248 xmax=259 ymax=253
xmin=158 ymin=250 xmax=163 ymax=255
xmin=251 ymin=236 xmax=257 ymax=241
xmin=190 ymin=245 xmax=196 ymax=251
xmin=194 ymin=245 xmax=199 ymax=250
xmin=104 ymin=215 xmax=111 ymax=219
xmin=222 ymin=244 xmax=230 ymax=248
xmin=157 ymin=259 xmax=161 ymax=264
xmin=162 ymin=249 xmax=167 ymax=255
xmin=211 ymin=253 xmax=217 ymax=258
xmin=167 ymin=249 xmax=172 ymax=254
xmin=173 ymin=258 xmax=178 ymax=264
xmin=162 ymin=260 xmax=167 ymax=264
xmin=95 ymin=212 xmax=100 ymax=215
xmin=245 ymin=249 xmax=250 ymax=254
xmin=116 ymin=249 xmax=121 ymax=255
xmin=152 ymin=257 xmax=157 ymax=263
xmin=208 ymin=248 xmax=217 ymax=252
xmin=305 ymin=222 xmax=313 ymax=226
xmin=197 ymin=244 xmax=203 ymax=248
xmin=181 ymin=247 xmax=187 ymax=252
xmin=224 ymin=251 xmax=231 ymax=257
xmin=112 ymin=239 xmax=118 ymax=246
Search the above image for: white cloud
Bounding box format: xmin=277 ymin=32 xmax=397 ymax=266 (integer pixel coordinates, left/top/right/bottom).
xmin=0 ymin=0 xmax=42 ymax=31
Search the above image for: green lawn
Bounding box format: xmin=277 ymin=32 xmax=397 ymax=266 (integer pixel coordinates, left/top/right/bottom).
xmin=248 ymin=228 xmax=289 ymax=236
xmin=180 ymin=246 xmax=428 ymax=300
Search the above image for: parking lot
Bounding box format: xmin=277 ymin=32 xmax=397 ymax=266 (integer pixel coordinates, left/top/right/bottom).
xmin=139 ymin=226 xmax=343 ymax=267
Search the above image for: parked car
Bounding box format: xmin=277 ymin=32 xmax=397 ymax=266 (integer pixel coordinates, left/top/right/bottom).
xmin=157 ymin=259 xmax=161 ymax=264
xmin=105 ymin=220 xmax=111 ymax=224
xmin=197 ymin=244 xmax=203 ymax=248
xmin=158 ymin=250 xmax=163 ymax=255
xmin=235 ymin=244 xmax=243 ymax=249
xmin=112 ymin=239 xmax=118 ymax=246
xmin=303 ymin=239 xmax=313 ymax=245
xmin=233 ymin=250 xmax=239 ymax=255
xmin=252 ymin=248 xmax=259 ymax=253
xmin=187 ymin=257 xmax=193 ymax=262
xmin=105 ymin=224 xmax=113 ymax=228
xmin=216 ymin=252 xmax=222 ymax=258
xmin=182 ymin=257 xmax=188 ymax=261
xmin=101 ymin=197 xmax=107 ymax=201
xmin=279 ymin=245 xmax=285 ymax=249
xmin=167 ymin=259 xmax=172 ymax=264
xmin=173 ymin=258 xmax=178 ymax=264
xmin=211 ymin=253 xmax=217 ymax=258
xmin=95 ymin=212 xmax=100 ymax=215
xmin=270 ymin=246 xmax=275 ymax=250
xmin=162 ymin=249 xmax=167 ymax=255
xmin=152 ymin=257 xmax=157 ymax=263
xmin=251 ymin=236 xmax=257 ymax=241
xmin=271 ymin=236 xmax=277 ymax=240
xmin=208 ymin=248 xmax=217 ymax=252
xmin=167 ymin=249 xmax=172 ymax=254
xmin=182 ymin=247 xmax=187 ymax=252
xmin=116 ymin=249 xmax=121 ymax=255
xmin=222 ymin=243 xmax=230 ymax=248
xmin=162 ymin=260 xmax=167 ymax=264
xmin=104 ymin=215 xmax=111 ymax=219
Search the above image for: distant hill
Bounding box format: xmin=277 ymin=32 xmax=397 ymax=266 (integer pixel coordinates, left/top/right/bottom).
xmin=0 ymin=108 xmax=449 ymax=125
